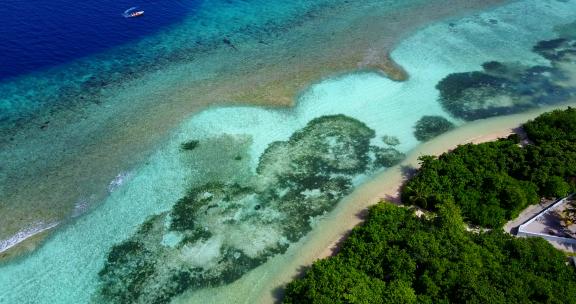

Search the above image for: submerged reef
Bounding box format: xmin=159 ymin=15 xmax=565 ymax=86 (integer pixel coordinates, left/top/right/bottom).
xmin=381 ymin=135 xmax=400 ymax=146
xmin=97 ymin=115 xmax=404 ymax=303
xmin=437 ymin=34 xmax=576 ymax=121
xmin=180 ymin=140 xmax=199 ymax=151
xmin=370 ymin=146 xmax=405 ymax=168
xmin=555 ymin=21 xmax=576 ymax=40
xmin=413 ymin=115 xmax=455 ymax=141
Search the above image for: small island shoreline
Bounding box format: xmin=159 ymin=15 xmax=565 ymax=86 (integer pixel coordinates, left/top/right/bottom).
xmin=255 ymin=102 xmax=576 ymax=304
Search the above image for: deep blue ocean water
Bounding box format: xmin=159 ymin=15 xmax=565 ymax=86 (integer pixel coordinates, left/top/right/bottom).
xmin=0 ymin=0 xmax=199 ymax=80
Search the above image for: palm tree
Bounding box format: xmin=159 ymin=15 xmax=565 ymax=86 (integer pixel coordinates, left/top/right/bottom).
xmin=559 ymin=198 xmax=576 ymax=238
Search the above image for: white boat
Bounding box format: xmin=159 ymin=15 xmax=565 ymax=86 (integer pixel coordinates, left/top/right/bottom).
xmin=123 ymin=7 xmax=144 ymax=18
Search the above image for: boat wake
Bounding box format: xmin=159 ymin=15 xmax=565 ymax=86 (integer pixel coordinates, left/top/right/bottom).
xmin=123 ymin=7 xmax=144 ymax=18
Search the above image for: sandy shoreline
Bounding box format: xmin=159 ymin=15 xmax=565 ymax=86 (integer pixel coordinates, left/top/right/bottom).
xmin=171 ymin=103 xmax=576 ymax=304
xmin=253 ymin=103 xmax=576 ymax=304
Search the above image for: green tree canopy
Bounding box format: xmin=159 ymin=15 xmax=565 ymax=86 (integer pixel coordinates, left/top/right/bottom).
xmin=284 ymin=204 xmax=576 ymax=303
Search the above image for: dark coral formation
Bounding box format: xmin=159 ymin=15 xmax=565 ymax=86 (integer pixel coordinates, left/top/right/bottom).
xmin=97 ymin=115 xmax=405 ymax=303
xmin=257 ymin=115 xmax=375 ymax=177
xmin=554 ymin=21 xmax=576 ymax=40
xmin=413 ymin=115 xmax=455 ymax=141
xmin=533 ymin=38 xmax=576 ymax=61
xmin=381 ymin=135 xmax=400 ymax=146
xmin=437 ymin=35 xmax=576 ymax=121
xmin=180 ymin=140 xmax=199 ymax=151
xmin=370 ymin=146 xmax=405 ymax=167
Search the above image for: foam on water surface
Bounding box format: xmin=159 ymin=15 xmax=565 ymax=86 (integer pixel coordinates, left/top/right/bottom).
xmin=0 ymin=141 xmax=193 ymax=302
xmin=0 ymin=221 xmax=59 ymax=254
xmin=1 ymin=0 xmax=576 ymax=303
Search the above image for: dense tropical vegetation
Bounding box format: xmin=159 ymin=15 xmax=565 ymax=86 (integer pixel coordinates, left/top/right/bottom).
xmin=284 ymin=203 xmax=576 ymax=304
xmin=284 ymin=108 xmax=576 ymax=303
xmin=402 ymin=108 xmax=576 ymax=228
xmin=523 ymin=107 xmax=576 ymax=145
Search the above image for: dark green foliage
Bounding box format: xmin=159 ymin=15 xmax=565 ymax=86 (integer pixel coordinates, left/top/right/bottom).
xmin=284 ymin=204 xmax=576 ymax=304
xmin=402 ymin=108 xmax=576 ymax=227
xmin=181 ymin=140 xmax=199 ymax=151
xmin=524 ymin=140 xmax=576 ymax=196
xmin=402 ymin=139 xmax=533 ymax=227
xmin=523 ymin=107 xmax=576 ymax=144
xmin=413 ymin=116 xmax=455 ymax=141
xmin=400 ymin=143 xmax=567 ymax=227
xmin=544 ymin=176 xmax=571 ymax=198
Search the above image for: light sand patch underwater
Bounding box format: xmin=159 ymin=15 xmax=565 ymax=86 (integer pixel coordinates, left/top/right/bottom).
xmin=1 ymin=0 xmax=576 ymax=303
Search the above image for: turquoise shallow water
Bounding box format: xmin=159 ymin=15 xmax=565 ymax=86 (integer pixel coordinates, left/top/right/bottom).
xmin=1 ymin=0 xmax=576 ymax=302
xmin=2 ymin=0 xmax=455 ymax=245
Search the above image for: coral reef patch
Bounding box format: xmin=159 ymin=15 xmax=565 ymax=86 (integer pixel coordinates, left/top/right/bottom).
xmin=381 ymin=135 xmax=400 ymax=147
xmin=97 ymin=115 xmax=404 ymax=303
xmin=437 ymin=33 xmax=576 ymax=121
xmin=413 ymin=115 xmax=455 ymax=141
xmin=181 ymin=140 xmax=199 ymax=151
